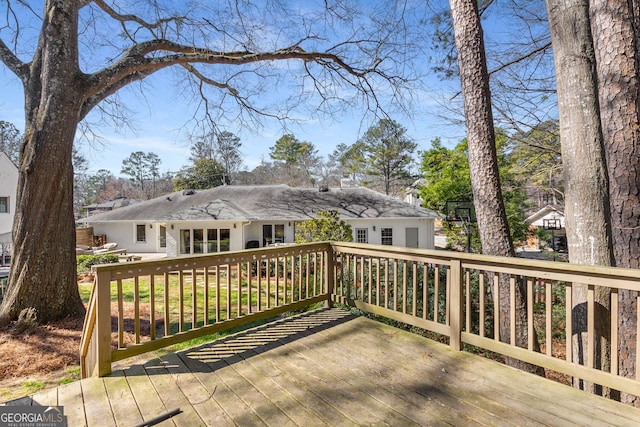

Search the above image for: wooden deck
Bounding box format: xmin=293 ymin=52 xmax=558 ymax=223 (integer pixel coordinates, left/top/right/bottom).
xmin=5 ymin=308 xmax=640 ymax=426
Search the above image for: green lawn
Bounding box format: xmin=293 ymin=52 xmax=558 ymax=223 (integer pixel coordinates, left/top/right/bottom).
xmin=80 ymin=269 xmax=322 ymax=346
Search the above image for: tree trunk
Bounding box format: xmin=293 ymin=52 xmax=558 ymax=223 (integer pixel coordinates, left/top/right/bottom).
xmin=591 ymin=0 xmax=640 ymax=406
xmin=449 ymin=0 xmax=544 ymax=375
xmin=545 ymin=0 xmax=614 ymax=395
xmin=0 ymin=0 xmax=85 ymax=325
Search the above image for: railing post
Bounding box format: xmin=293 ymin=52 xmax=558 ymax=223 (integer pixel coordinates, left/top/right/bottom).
xmin=325 ymin=244 xmax=335 ymax=308
xmin=95 ymin=269 xmax=112 ymax=377
xmin=449 ymin=259 xmax=463 ymax=351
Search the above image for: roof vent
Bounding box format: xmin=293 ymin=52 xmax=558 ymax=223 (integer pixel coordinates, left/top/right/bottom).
xmin=319 ymin=185 xmax=329 ymax=192
xmin=182 ymin=189 xmax=195 ymax=196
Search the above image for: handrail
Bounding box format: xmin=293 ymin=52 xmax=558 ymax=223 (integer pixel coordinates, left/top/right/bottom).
xmin=79 ymin=276 xmax=97 ymax=378
xmin=80 ymin=240 xmax=640 ymax=402
xmin=330 ymin=241 xmax=640 ymax=399
xmin=80 ymin=242 xmax=332 ymax=377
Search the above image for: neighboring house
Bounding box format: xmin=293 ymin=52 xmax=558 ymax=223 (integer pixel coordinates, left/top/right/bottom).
xmin=0 ymin=152 xmax=18 ymax=263
xmin=80 ymin=184 xmax=442 ymax=257
xmin=525 ymin=205 xmax=566 ymax=251
xmin=404 ymin=178 xmax=427 ymax=207
xmin=84 ymin=197 xmax=140 ymax=216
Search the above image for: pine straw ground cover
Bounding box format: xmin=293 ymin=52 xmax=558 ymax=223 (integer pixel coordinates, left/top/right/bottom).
xmin=0 ymin=315 xmax=84 ymax=401
xmin=0 ymin=281 xmax=160 ymax=402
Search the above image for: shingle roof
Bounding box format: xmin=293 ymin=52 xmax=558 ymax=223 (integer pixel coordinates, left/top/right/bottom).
xmin=80 ymin=185 xmax=441 ymax=223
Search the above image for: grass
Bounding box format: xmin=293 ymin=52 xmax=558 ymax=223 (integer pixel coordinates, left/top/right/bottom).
xmin=58 ymin=367 xmax=81 ymax=385
xmin=82 ymin=267 xmax=324 ymax=349
xmin=22 ymin=380 xmax=44 ymax=393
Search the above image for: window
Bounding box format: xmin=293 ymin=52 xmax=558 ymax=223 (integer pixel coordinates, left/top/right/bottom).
xmin=193 ymin=229 xmax=204 ymax=254
xmin=381 ymin=228 xmax=393 ymax=246
xmin=159 ymin=226 xmax=167 ymax=248
xmin=274 ymin=224 xmax=285 ymax=243
xmin=136 ymin=224 xmax=146 ymax=242
xmin=263 ymin=224 xmax=285 ymax=246
xmin=181 ymin=227 xmax=230 ymax=254
xmin=219 ymin=228 xmax=230 ymax=251
xmin=180 ymin=229 xmax=191 ymax=254
xmin=356 ymin=228 xmax=368 ymax=244
xmin=0 ymin=197 xmax=8 ymax=213
xmin=262 ymin=224 xmax=272 ymax=246
xmin=207 ymin=229 xmax=218 ymax=253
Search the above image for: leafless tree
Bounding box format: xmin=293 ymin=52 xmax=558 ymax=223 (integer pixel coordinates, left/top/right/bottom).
xmin=0 ymin=0 xmax=423 ymax=324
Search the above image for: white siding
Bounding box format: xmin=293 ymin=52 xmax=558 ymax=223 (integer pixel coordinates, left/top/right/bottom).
xmin=91 ymin=222 xmax=158 ymax=253
xmin=0 ymin=153 xmax=18 ymax=237
xmin=345 ymin=218 xmax=435 ymax=249
xmin=90 ymin=217 xmax=436 ymax=256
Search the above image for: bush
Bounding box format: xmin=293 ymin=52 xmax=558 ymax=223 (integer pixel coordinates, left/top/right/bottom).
xmin=77 ymin=254 xmax=119 ymax=274
xmin=295 ymin=210 xmax=352 ymax=243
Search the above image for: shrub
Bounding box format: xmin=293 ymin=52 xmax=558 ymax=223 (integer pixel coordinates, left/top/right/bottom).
xmin=295 ymin=210 xmax=352 ymax=243
xmin=77 ymin=254 xmax=119 ymax=274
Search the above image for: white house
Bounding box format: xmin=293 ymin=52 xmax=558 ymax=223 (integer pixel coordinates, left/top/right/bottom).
xmin=524 ymin=205 xmax=566 ymax=251
xmin=80 ymin=185 xmax=442 ymax=257
xmin=404 ymin=178 xmax=427 ymax=207
xmin=83 ymin=197 xmax=140 ymax=217
xmin=0 ymin=152 xmax=18 ymax=263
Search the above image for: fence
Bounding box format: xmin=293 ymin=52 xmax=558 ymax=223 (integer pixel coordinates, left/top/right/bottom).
xmin=80 ymin=242 xmax=332 ymax=377
xmin=331 ymin=242 xmax=640 ymax=399
xmin=81 ymin=241 xmax=640 ymax=400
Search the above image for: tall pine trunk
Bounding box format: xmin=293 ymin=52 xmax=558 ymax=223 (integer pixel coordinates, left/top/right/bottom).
xmin=591 ymin=0 xmax=640 ymax=406
xmin=449 ymin=0 xmax=543 ymax=375
xmin=545 ymin=0 xmax=614 ymax=395
xmin=0 ymin=0 xmax=85 ymax=325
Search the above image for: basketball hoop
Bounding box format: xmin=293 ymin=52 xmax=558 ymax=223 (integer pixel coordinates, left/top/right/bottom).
xmin=444 ymin=200 xmax=476 ymax=252
xmin=542 ymin=218 xmax=561 ymax=230
xmin=542 ymin=218 xmax=562 ymax=261
xmin=445 ymin=200 xmax=477 ymax=224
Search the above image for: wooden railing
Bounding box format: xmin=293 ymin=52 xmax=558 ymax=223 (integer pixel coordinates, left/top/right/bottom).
xmin=80 ymin=242 xmax=333 ymax=378
xmin=331 ymin=242 xmax=640 ymax=399
xmin=81 ymin=241 xmax=640 ymax=400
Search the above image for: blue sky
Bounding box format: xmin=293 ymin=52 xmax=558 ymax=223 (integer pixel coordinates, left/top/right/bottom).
xmin=0 ymin=1 xmax=550 ymax=177
xmin=2 ymin=82 xmax=461 ymax=176
xmin=0 ymin=57 xmax=461 ymax=177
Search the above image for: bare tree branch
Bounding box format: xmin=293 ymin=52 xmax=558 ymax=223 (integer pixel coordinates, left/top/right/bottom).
xmin=82 ymin=38 xmax=390 ymax=118
xmin=92 ymin=0 xmax=184 ymax=40
xmin=0 ymin=38 xmax=28 ymax=81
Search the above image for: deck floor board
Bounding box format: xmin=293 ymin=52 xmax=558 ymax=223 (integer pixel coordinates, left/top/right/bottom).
xmin=140 ymin=358 xmax=206 ymax=427
xmin=80 ymin=378 xmax=116 ymax=427
xmin=56 ymin=380 xmax=87 ymax=427
xmin=4 ymin=308 xmax=640 ymax=426
xmin=122 ymin=364 xmax=176 ymax=425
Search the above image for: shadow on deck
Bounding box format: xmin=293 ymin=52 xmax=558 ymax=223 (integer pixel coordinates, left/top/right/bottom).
xmin=5 ymin=308 xmax=640 ymax=426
